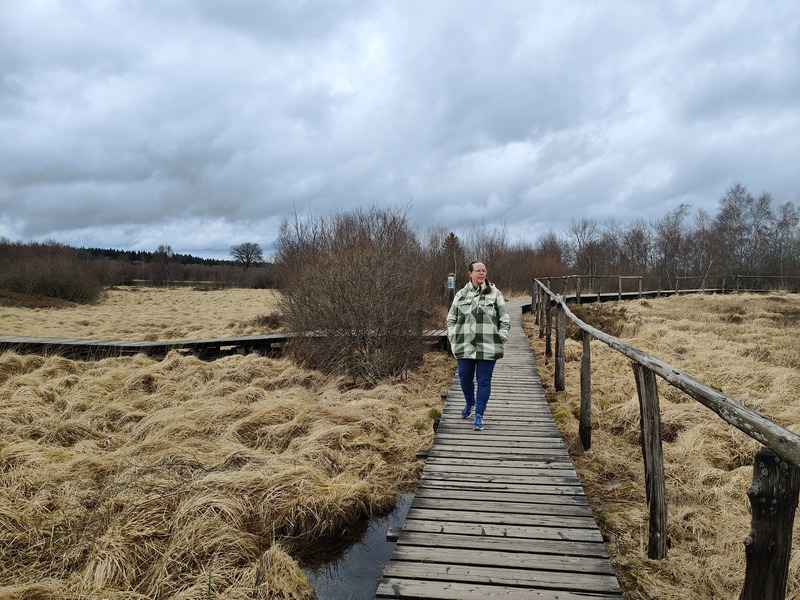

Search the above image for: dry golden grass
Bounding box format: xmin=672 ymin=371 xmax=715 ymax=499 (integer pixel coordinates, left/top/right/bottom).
xmin=523 ymin=292 xmax=800 ymax=600
xmin=0 ymin=286 xmax=284 ymax=340
xmin=0 ymin=287 xmax=454 ymax=599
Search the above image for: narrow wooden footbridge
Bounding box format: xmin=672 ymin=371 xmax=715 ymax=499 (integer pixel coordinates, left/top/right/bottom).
xmin=0 ymin=331 xmax=448 ymax=360
xmin=376 ymin=300 xmax=622 ymax=599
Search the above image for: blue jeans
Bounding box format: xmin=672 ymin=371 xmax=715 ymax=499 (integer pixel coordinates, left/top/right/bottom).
xmin=457 ymin=358 xmax=496 ymax=417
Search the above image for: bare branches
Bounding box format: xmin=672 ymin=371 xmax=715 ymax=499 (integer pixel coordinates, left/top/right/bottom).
xmin=276 ymin=206 xmax=432 ymax=386
xmin=230 ymin=242 xmax=264 ymax=271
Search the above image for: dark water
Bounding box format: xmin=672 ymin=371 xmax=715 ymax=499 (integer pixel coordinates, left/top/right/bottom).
xmin=304 ymin=493 xmax=413 ymax=599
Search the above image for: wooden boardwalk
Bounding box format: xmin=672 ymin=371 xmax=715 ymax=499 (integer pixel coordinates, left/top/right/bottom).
xmin=0 ymin=332 xmax=291 ymax=359
xmin=0 ymin=330 xmax=449 ymax=360
xmin=376 ymin=300 xmax=622 ymax=599
xmin=560 ymin=287 xmax=727 ymax=304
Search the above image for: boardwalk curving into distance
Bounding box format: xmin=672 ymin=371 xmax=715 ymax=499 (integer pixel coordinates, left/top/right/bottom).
xmin=376 ymin=299 xmax=622 ymax=599
xmin=0 ymin=330 xmax=448 ymax=360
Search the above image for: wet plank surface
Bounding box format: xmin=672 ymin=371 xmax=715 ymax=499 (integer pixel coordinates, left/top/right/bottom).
xmin=377 ymin=300 xmax=622 ymax=599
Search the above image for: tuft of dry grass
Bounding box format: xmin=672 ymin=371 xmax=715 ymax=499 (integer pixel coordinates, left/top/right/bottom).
xmin=524 ymin=292 xmax=800 ymax=600
xmin=0 ymin=287 xmax=455 ymax=598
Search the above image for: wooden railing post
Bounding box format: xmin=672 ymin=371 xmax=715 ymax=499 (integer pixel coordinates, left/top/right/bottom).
xmin=638 ymin=276 xmax=642 ymax=299
xmin=740 ymin=448 xmax=800 ymax=600
xmin=539 ymin=293 xmax=546 ymax=338
xmin=576 ymin=276 xmax=582 ymax=304
xmin=545 ymin=298 xmax=553 ymax=357
xmin=632 ymin=363 xmax=668 ymax=559
xmin=618 ymin=276 xmax=622 ymax=300
xmin=555 ymin=303 xmax=566 ymax=391
xmin=579 ymin=331 xmax=592 ymax=450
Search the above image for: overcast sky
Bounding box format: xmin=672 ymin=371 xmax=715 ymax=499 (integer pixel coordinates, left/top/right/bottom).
xmin=1 ymin=1 xmax=799 ymax=260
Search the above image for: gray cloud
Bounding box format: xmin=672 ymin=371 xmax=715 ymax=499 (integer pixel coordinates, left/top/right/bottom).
xmin=1 ymin=0 xmax=799 ymax=259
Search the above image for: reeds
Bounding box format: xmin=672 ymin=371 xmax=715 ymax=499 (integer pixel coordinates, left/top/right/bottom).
xmin=0 ymin=287 xmax=454 ymax=598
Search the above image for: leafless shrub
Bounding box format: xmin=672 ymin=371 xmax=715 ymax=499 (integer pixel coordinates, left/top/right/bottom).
xmin=0 ymin=255 xmax=103 ymax=304
xmin=276 ymin=205 xmax=433 ymax=386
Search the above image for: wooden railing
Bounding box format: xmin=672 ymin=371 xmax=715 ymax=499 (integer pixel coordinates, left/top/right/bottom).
xmin=540 ymin=274 xmax=800 ymax=303
xmin=531 ymin=279 xmax=800 ymax=600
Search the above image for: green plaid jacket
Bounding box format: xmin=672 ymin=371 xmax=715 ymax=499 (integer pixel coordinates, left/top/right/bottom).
xmin=446 ymin=281 xmax=511 ymax=360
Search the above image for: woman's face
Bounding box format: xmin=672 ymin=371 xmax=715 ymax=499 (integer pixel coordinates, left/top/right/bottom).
xmin=469 ymin=262 xmax=487 ymax=287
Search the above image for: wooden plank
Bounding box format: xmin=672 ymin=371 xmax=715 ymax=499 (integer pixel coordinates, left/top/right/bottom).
xmin=422 ymin=455 xmax=574 ymax=469
xmin=428 ymin=441 xmax=570 ymax=453
xmin=416 ymin=471 xmax=583 ymax=487
xmin=411 ymin=489 xmax=594 ymax=509
xmin=426 ymin=449 xmax=572 ymax=462
xmin=403 ymin=507 xmax=599 ymax=530
xmin=377 ymin=578 xmax=621 ymax=600
xmin=388 ymin=545 xmax=615 ymax=575
xmin=398 ymin=519 xmax=605 ymax=543
xmin=410 ymin=496 xmax=594 ymax=517
xmin=415 ymin=479 xmax=587 ymax=496
xmin=392 ymin=531 xmax=611 ymax=559
xmin=430 ymin=431 xmax=565 ymax=443
xmin=382 ymin=563 xmax=621 ymax=594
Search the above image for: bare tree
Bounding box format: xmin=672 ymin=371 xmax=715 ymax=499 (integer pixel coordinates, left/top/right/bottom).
xmin=774 ymin=202 xmax=800 ymax=278
xmin=653 ymin=204 xmax=690 ymax=288
xmin=568 ymin=217 xmax=599 ymax=275
xmin=230 ymin=242 xmax=263 ymax=271
xmin=463 ymin=223 xmax=508 ymax=267
xmin=688 ymin=209 xmax=719 ymax=287
xmin=749 ymin=192 xmax=775 ymax=275
xmin=151 ymin=244 xmax=174 ymax=286
xmin=620 ymin=218 xmax=653 ymax=274
xmin=534 ymin=231 xmax=568 ymax=268
xmin=713 ymin=183 xmax=753 ymax=277
xmin=460 ymin=223 xmax=511 ymax=290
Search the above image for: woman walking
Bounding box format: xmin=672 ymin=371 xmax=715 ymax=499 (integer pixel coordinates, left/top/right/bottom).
xmin=446 ymin=261 xmax=511 ymax=431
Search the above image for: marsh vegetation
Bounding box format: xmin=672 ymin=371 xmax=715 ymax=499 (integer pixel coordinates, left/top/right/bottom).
xmin=0 ymin=287 xmax=454 ymax=599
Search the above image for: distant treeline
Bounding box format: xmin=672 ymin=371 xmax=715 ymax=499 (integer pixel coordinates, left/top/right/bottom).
xmin=0 ymin=239 xmax=278 ymax=303
xmin=80 ymin=246 xmax=234 ymax=267
xmin=2 ymin=181 xmax=800 ymax=305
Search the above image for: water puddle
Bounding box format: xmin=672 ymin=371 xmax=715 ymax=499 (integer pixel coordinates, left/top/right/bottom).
xmin=304 ymin=493 xmax=413 ymax=599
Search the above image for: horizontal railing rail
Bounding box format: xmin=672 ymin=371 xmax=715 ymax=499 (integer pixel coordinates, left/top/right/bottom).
xmin=531 ymin=278 xmax=800 ymax=600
